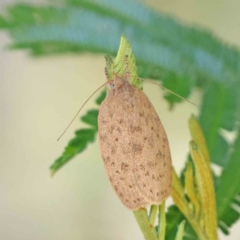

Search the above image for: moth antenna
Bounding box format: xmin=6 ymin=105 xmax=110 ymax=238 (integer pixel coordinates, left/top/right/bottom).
xmin=57 ymin=80 xmax=110 ymax=141
xmin=135 ymin=77 xmax=198 ymax=108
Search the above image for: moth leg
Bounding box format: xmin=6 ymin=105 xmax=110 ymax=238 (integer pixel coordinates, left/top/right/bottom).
xmin=124 ymin=55 xmax=130 ymax=82
xmin=104 ymin=67 xmax=110 ymax=80
xmin=104 ymin=67 xmax=115 ymax=90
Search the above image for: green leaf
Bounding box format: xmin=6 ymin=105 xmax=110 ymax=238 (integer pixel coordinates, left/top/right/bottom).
xmin=165 ymin=205 xmax=198 ymax=240
xmin=221 ymin=206 xmax=239 ymax=228
xmin=210 ymin=133 xmax=229 ymax=167
xmin=199 ymin=82 xmax=238 ymax=167
xmin=1 ymin=1 xmax=240 ymax=88
xmin=218 ymin=221 xmax=229 ymax=235
xmin=219 ymin=85 xmax=238 ymax=131
xmin=81 ymin=109 xmax=98 ymax=128
xmin=2 ymin=1 xmax=240 ymax=114
xmin=216 ymin=130 xmax=240 ymax=230
xmin=4 ymin=4 xmax=68 ymax=27
xmin=162 ymin=72 xmax=194 ymax=108
xmin=183 ymin=223 xmax=198 ymax=240
xmin=165 ymin=205 xmax=185 ymax=240
xmin=50 ymin=128 xmax=96 ymax=176
xmin=0 ymin=15 xmax=7 ymax=28
xmin=74 ymin=128 xmax=96 ymax=143
xmin=95 ymin=90 xmax=106 ymax=105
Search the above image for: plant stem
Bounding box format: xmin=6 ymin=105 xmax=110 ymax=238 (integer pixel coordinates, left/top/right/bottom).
xmin=158 ymin=201 xmax=166 ymax=240
xmin=133 ymin=208 xmax=158 ymax=240
xmin=149 ymin=205 xmax=158 ymax=226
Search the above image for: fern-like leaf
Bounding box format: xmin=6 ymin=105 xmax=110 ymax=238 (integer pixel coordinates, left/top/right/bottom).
xmin=49 ymin=93 xmax=104 ymax=175
xmin=216 ymin=130 xmax=240 ymax=232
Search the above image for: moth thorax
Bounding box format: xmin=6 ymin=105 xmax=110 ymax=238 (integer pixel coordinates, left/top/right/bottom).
xmin=114 ymin=76 xmax=126 ymax=89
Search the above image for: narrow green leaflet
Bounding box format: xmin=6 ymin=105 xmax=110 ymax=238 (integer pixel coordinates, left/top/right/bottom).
xmin=220 ymin=85 xmax=239 ymax=131
xmin=162 ymin=72 xmax=193 ymax=109
xmin=199 ymin=82 xmax=238 ymax=167
xmin=50 ymin=92 xmax=104 ymax=175
xmin=165 ymin=205 xmax=185 ymax=240
xmin=50 ymin=128 xmax=97 ymax=176
xmin=183 ymin=223 xmax=198 ymax=240
xmin=95 ymin=90 xmax=107 ymax=105
xmin=216 ymin=130 xmax=240 ymax=230
xmin=49 ymin=88 xmax=106 ymax=175
xmin=165 ymin=205 xmax=197 ymax=240
xmin=81 ymin=110 xmax=98 ymax=128
xmin=221 ymin=207 xmax=239 ymax=229
xmin=210 ymin=134 xmax=229 ymax=167
xmin=0 ymin=15 xmax=6 ymax=27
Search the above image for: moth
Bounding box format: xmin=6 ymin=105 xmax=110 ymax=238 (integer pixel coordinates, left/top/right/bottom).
xmin=98 ymin=63 xmax=172 ymax=210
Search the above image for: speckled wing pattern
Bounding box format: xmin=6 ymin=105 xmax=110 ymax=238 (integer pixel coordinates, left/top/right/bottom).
xmin=98 ymin=81 xmax=172 ymax=210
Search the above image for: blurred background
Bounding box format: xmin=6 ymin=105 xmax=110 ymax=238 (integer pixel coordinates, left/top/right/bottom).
xmin=1 ymin=0 xmax=240 ymax=239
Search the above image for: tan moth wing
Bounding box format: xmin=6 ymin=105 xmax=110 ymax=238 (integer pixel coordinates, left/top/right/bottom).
xmin=98 ymin=80 xmax=172 ymax=210
xmin=130 ymin=85 xmax=172 ymax=205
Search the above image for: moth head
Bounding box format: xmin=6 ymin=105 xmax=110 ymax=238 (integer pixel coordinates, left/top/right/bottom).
xmin=108 ymin=81 xmax=115 ymax=90
xmin=112 ymin=75 xmax=126 ymax=89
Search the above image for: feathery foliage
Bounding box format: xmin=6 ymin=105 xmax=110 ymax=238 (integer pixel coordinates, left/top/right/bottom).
xmin=1 ymin=0 xmax=240 ymax=239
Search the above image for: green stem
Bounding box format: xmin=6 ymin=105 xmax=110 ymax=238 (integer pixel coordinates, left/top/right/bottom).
xmin=133 ymin=208 xmax=158 ymax=240
xmin=149 ymin=205 xmax=158 ymax=226
xmin=158 ymin=202 xmax=166 ymax=240
xmin=175 ymin=220 xmax=186 ymax=240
